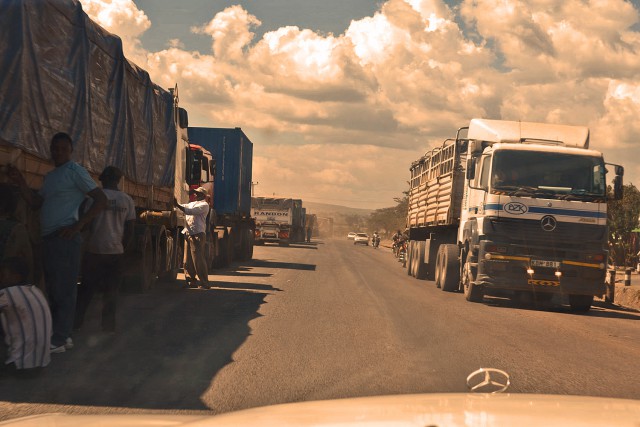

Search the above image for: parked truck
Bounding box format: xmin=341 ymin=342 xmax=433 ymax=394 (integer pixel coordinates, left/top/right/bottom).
xmin=0 ymin=0 xmax=232 ymax=290
xmin=187 ymin=127 xmax=255 ymax=265
xmin=252 ymin=197 xmax=303 ymax=245
xmin=405 ymin=119 xmax=624 ymax=312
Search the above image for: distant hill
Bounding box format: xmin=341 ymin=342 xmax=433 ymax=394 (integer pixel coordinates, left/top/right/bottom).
xmin=303 ymin=201 xmax=372 ymax=220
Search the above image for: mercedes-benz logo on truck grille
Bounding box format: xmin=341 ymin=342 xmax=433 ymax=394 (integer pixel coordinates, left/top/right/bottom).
xmin=541 ymin=215 xmax=557 ymax=232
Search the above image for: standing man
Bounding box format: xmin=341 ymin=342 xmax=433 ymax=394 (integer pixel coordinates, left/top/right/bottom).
xmin=7 ymin=132 xmax=107 ymax=353
xmin=174 ymin=187 xmax=210 ymax=289
xmin=74 ymin=166 xmax=135 ymax=333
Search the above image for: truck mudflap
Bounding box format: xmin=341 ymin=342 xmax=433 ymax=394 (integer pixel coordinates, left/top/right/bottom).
xmin=476 ymin=255 xmax=607 ymax=296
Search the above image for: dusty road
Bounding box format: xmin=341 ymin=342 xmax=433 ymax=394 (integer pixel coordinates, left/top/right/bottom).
xmin=2 ymin=238 xmax=640 ymax=420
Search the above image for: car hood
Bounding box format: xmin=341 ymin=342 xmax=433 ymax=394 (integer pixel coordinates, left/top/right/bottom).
xmin=4 ymin=393 xmax=640 ymax=426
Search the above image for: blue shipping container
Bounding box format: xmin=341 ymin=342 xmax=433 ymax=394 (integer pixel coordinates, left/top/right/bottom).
xmin=187 ymin=127 xmax=253 ymax=216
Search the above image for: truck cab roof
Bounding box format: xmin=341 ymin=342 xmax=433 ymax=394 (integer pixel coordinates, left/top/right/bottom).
xmin=468 ymin=119 xmax=590 ymax=149
xmin=486 ymin=143 xmax=603 ymax=158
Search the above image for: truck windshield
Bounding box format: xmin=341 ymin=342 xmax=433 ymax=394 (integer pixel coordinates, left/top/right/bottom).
xmin=491 ymin=150 xmax=606 ymax=199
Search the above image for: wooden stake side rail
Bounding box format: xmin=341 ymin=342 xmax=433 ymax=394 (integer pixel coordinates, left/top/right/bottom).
xmin=0 ymin=144 xmax=171 ymax=213
xmin=408 ymin=139 xmax=465 ymax=228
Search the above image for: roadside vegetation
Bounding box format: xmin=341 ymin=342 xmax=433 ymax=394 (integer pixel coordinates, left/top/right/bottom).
xmin=608 ymin=183 xmax=640 ymax=267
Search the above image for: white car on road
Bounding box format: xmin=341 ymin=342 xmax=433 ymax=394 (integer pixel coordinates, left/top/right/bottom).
xmin=353 ymin=233 xmax=369 ymax=245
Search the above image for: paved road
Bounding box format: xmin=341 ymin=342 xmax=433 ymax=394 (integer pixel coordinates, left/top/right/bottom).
xmin=2 ymin=238 xmax=640 ymax=420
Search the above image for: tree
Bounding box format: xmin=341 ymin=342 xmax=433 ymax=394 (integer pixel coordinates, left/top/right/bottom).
xmin=367 ymin=191 xmax=409 ymax=236
xmin=608 ymin=183 xmax=640 ymax=266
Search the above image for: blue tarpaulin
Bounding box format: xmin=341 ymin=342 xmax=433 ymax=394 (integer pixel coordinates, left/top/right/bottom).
xmin=0 ymin=0 xmax=176 ymax=187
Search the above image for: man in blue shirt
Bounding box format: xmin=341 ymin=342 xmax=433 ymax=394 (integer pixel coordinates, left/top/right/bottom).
xmin=8 ymin=132 xmax=107 ymax=353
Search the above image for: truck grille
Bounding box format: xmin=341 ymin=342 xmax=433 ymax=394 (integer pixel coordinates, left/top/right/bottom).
xmin=487 ymin=218 xmax=605 ymax=250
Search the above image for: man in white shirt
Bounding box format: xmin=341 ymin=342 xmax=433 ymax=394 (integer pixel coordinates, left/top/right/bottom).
xmin=174 ymin=187 xmax=210 ymax=289
xmin=74 ymin=166 xmax=135 ymax=333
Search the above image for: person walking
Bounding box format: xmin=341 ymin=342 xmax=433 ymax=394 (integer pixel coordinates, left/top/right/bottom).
xmin=7 ymin=132 xmax=107 ymax=353
xmin=74 ymin=166 xmax=135 ymax=333
xmin=174 ymin=187 xmax=210 ymax=289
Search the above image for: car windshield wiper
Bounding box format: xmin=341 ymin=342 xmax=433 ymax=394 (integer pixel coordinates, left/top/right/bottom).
xmin=558 ymin=191 xmax=604 ymax=201
xmin=494 ymin=185 xmax=538 ymax=196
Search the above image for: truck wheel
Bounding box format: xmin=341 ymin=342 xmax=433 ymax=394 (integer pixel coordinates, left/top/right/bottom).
xmin=406 ymin=241 xmax=414 ymax=276
xmin=224 ymin=231 xmax=234 ymax=265
xmin=440 ymin=244 xmax=460 ymax=292
xmin=569 ymin=295 xmax=593 ymax=313
xmin=415 ymin=241 xmax=427 ymax=280
xmin=158 ymin=231 xmax=181 ymax=283
xmin=139 ymin=226 xmax=156 ymax=291
xmin=434 ymin=246 xmax=443 ymax=288
xmin=206 ymin=231 xmax=217 ymax=269
xmin=154 ymin=226 xmax=168 ymax=276
xmin=462 ymin=259 xmax=483 ymax=302
xmin=246 ymin=232 xmax=254 ymax=260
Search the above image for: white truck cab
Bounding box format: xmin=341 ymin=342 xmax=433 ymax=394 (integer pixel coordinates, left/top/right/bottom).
xmin=406 ymin=119 xmax=624 ymax=313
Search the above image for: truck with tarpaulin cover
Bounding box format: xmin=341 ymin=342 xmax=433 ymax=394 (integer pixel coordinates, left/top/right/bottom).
xmin=0 ymin=0 xmax=227 ymax=290
xmin=187 ymin=127 xmax=255 ymax=265
xmin=405 ymin=119 xmax=624 ymax=312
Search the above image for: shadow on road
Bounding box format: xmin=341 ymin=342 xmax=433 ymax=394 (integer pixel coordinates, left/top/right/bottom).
xmin=484 ymin=295 xmax=640 ymax=320
xmin=209 ymin=280 xmax=282 ymax=293
xmin=258 ymin=243 xmax=318 ymax=250
xmin=250 ymin=259 xmax=316 ymax=271
xmin=0 ymin=280 xmax=273 ymax=412
xmin=214 ymin=267 xmax=274 ymax=278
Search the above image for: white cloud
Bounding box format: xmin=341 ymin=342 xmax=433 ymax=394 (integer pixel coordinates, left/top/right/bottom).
xmin=79 ymin=0 xmax=150 ymax=65
xmin=80 ymin=0 xmax=640 ymax=208
xmin=191 ymin=5 xmax=261 ymax=61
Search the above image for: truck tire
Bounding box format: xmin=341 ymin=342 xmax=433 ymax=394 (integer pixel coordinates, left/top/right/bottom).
xmin=407 ymin=241 xmax=414 ymax=276
xmin=154 ymin=226 xmax=168 ymax=276
xmin=134 ymin=226 xmax=156 ymax=292
xmin=224 ymin=230 xmax=234 ymax=266
xmin=159 ymin=233 xmax=182 ymax=283
xmin=569 ymin=295 xmax=593 ymax=313
xmin=462 ymin=259 xmax=483 ymax=302
xmin=415 ymin=240 xmax=427 ymax=280
xmin=206 ymin=231 xmax=217 ymax=269
xmin=238 ymin=226 xmax=249 ymax=261
xmin=440 ymin=244 xmax=460 ymax=292
xmin=434 ymin=245 xmax=443 ymax=288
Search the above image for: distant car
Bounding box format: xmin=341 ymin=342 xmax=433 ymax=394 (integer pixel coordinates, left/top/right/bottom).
xmin=354 ymin=233 xmax=369 ymax=245
xmin=347 ymin=232 xmax=357 ymax=240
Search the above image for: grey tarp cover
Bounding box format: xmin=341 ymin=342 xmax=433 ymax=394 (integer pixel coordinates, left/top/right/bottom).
xmin=0 ymin=0 xmax=176 ymax=187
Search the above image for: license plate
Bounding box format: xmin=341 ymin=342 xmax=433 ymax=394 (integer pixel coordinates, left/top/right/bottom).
xmin=531 ymin=259 xmax=560 ymax=268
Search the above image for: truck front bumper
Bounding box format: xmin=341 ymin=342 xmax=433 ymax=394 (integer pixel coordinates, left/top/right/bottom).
xmin=476 ymin=241 xmax=607 ymax=297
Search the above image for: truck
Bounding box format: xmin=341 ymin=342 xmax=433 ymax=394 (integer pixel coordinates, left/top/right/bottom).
xmin=187 ymin=127 xmax=255 ymax=265
xmin=0 ymin=0 xmax=235 ymax=290
xmin=405 ymin=119 xmax=624 ymax=313
xmin=252 ymin=197 xmax=303 ymax=245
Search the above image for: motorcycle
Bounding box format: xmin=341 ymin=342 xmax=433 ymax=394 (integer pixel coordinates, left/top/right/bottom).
xmin=372 ymin=234 xmax=380 ymax=248
xmin=397 ymin=240 xmax=407 ymax=268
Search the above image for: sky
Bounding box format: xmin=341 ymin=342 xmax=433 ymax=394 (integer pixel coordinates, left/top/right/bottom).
xmin=78 ymin=0 xmax=640 ymax=209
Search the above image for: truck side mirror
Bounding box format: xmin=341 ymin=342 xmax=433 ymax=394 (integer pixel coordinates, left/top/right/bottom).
xmin=613 ymin=175 xmax=623 ymax=200
xmin=466 ymin=158 xmax=475 ymax=180
xmin=178 ymin=108 xmax=189 ymax=128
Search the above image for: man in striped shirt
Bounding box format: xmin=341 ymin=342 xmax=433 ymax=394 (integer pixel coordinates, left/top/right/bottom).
xmin=0 ymin=257 xmax=52 ymax=375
